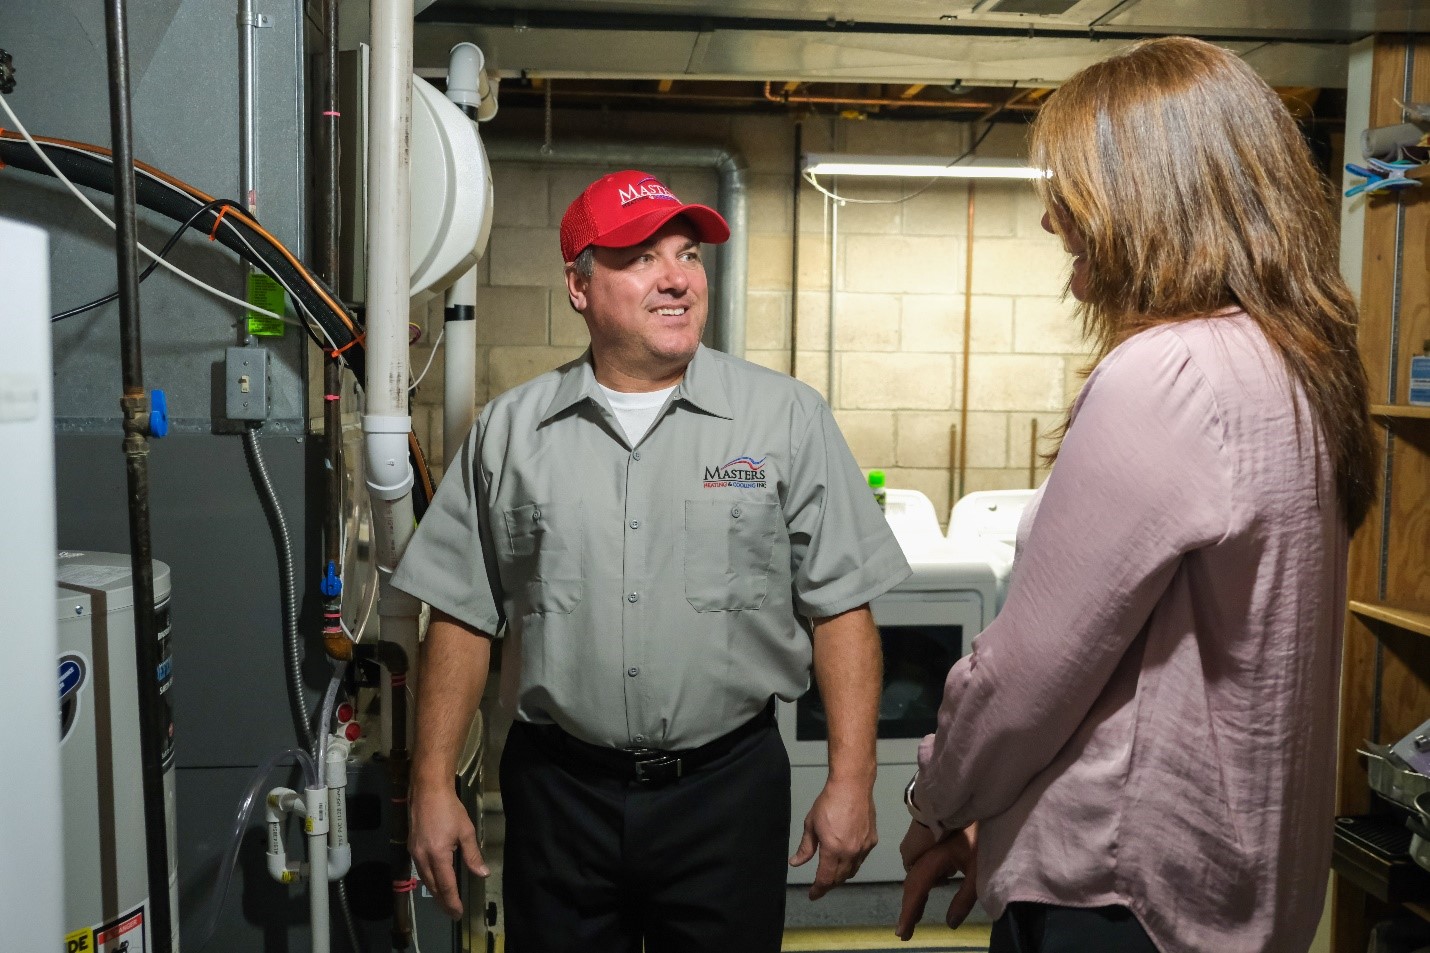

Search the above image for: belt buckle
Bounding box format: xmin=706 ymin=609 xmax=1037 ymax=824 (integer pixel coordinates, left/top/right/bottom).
xmin=629 ymin=749 xmax=682 ymax=786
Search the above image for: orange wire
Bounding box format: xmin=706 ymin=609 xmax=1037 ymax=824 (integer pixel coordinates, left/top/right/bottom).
xmin=1 ymin=130 xmax=440 ymax=504
xmin=0 ymin=130 xmax=360 ymax=340
xmin=207 ymin=205 xmax=234 ymax=240
xmin=330 ymin=334 xmax=365 ymax=358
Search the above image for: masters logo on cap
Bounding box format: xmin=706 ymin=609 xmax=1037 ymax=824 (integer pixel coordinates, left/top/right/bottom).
xmin=560 ymin=170 xmax=730 ymax=262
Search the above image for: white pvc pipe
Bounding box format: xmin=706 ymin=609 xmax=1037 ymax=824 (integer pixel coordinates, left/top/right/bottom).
xmin=364 ymin=0 xmax=421 ymax=754
xmin=446 ymin=42 xmax=497 ymax=121
xmin=364 ymin=0 xmax=414 ymax=421
xmin=306 ymin=786 xmax=331 ymax=953
xmin=264 ymin=788 xmax=302 ymax=884
xmin=443 ymin=266 xmax=479 ymax=472
xmin=326 ymin=737 xmax=352 ymax=879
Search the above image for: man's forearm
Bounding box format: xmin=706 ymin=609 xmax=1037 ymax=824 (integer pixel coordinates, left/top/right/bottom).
xmin=811 ymin=605 xmax=882 ymax=784
xmin=411 ymin=610 xmax=492 ymax=789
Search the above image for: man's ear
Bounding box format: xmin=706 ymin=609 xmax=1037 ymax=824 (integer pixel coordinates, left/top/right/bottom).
xmin=564 ymin=263 xmax=588 ymax=313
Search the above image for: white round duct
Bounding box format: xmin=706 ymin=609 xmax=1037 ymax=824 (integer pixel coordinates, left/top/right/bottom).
xmin=409 ymin=74 xmax=490 ymax=303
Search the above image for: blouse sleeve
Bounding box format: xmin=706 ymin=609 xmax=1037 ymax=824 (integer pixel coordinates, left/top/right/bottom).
xmin=914 ymin=327 xmax=1236 ymax=831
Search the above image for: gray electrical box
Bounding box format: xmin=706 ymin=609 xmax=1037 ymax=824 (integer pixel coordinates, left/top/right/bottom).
xmin=225 ymin=346 xmax=269 ymax=421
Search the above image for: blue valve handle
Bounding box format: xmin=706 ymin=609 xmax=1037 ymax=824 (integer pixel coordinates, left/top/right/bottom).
xmin=149 ymin=388 xmax=169 ymax=438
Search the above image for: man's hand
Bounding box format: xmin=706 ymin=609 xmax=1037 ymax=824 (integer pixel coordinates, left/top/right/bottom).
xmin=895 ymin=822 xmax=978 ymax=941
xmin=788 ymin=777 xmax=878 ymax=900
xmin=409 ymin=613 xmax=492 ymax=919
xmin=409 ymin=782 xmax=489 ymax=919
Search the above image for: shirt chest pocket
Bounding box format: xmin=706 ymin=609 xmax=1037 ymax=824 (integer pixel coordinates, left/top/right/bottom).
xmin=501 ymin=502 xmax=584 ymax=615
xmin=684 ymin=499 xmax=780 ymax=611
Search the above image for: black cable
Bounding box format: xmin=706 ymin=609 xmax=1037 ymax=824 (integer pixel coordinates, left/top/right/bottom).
xmin=2 ymin=137 xmax=360 ymax=370
xmin=2 ymin=134 xmax=440 ymax=515
xmin=52 ymin=197 xmax=237 ymax=322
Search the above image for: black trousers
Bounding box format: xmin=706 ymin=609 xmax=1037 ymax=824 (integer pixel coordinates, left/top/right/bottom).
xmin=499 ymin=719 xmax=791 ymax=953
xmin=989 ymin=902 xmax=1160 ymax=953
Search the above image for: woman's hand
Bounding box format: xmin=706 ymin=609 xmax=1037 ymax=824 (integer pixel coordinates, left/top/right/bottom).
xmin=894 ymin=822 xmax=978 ymax=941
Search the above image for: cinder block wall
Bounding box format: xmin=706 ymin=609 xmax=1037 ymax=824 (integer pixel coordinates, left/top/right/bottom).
xmin=408 ymin=109 xmax=1096 ymax=525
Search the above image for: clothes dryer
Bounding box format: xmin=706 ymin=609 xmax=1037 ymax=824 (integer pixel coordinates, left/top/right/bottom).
xmin=781 ymin=489 xmax=1000 ymax=883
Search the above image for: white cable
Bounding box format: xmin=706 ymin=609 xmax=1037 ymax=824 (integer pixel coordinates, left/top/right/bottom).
xmin=33 ymin=132 xmax=344 ymax=351
xmin=409 ymin=325 xmax=445 ymax=392
xmin=409 ymin=867 xmax=424 ymax=953
xmin=0 ymin=91 xmax=294 ymax=324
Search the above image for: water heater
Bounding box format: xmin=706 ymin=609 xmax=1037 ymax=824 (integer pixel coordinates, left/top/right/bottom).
xmin=56 ymin=551 xmax=178 ymax=952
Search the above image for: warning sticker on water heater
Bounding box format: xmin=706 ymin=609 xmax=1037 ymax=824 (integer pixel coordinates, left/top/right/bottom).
xmin=66 ymin=904 xmax=147 ymax=951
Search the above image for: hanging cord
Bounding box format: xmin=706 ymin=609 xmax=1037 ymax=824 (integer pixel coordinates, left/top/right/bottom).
xmin=540 ymin=78 xmax=553 ymax=155
xmin=0 ymin=91 xmax=290 ymax=323
xmin=801 ymin=118 xmax=1000 ymax=205
xmin=52 ymin=196 xmax=239 ymax=322
xmin=243 ymin=427 xmax=313 ymax=752
xmin=408 ymin=324 xmax=445 ymax=392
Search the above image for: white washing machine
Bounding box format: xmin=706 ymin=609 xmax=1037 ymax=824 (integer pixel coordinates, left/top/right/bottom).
xmin=782 ymin=489 xmax=1003 ymax=884
xmin=947 ymin=488 xmax=1038 ymax=613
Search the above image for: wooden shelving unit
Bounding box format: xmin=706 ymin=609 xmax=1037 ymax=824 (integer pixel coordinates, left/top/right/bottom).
xmin=1370 ymin=403 xmax=1430 ymax=421
xmin=1333 ymin=35 xmax=1430 ymax=953
xmin=1350 ymin=601 xmax=1430 ymax=639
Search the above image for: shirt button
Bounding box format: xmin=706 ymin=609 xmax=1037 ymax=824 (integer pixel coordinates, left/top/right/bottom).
xmin=632 ymin=451 xmax=641 ymax=461
xmin=633 ymin=735 xmax=646 ymax=744
xmin=731 ymin=505 xmax=742 ymax=518
xmin=628 ymin=592 xmax=639 ymax=603
xmin=629 ymin=519 xmax=639 ymax=529
xmin=628 ymin=667 xmax=639 ymax=677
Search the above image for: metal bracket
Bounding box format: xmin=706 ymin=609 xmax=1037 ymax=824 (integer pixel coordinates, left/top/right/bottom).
xmin=240 ymin=12 xmax=273 ymax=27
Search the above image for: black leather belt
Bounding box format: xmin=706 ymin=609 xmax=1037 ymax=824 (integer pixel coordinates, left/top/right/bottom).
xmin=529 ymin=700 xmax=776 ymax=787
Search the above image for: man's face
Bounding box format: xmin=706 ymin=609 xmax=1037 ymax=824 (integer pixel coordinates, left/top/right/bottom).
xmin=566 ymin=218 xmax=708 ymax=382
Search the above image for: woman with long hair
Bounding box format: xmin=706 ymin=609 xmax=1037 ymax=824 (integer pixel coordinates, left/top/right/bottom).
xmin=895 ymin=36 xmax=1376 ymax=953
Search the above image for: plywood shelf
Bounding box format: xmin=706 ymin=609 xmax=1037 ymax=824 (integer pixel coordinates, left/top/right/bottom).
xmin=1350 ymin=601 xmax=1430 ymax=638
xmin=1371 ymin=404 xmax=1430 ymax=421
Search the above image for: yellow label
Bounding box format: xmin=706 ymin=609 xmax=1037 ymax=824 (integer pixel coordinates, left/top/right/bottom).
xmin=64 ymin=928 xmax=93 ymax=953
xmin=246 ymin=271 xmax=287 ymax=337
xmin=304 ymin=816 xmax=314 ymax=834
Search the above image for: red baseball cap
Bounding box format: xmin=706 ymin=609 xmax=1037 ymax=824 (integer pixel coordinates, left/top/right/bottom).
xmin=560 ymin=170 xmax=730 ymax=262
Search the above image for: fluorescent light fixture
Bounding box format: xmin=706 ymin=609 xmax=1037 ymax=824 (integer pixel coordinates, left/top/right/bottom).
xmin=803 ymin=153 xmax=1046 ymax=180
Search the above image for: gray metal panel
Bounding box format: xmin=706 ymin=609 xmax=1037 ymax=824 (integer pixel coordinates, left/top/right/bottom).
xmin=0 ymin=0 xmax=308 ymax=430
xmin=55 ymin=433 xmax=318 ymax=768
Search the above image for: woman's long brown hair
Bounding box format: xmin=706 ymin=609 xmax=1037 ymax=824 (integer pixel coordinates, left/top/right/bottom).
xmin=1030 ymin=36 xmax=1378 ymax=531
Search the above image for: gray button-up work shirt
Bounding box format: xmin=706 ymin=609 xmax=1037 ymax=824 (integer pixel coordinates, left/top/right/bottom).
xmin=392 ymin=344 xmax=910 ymax=749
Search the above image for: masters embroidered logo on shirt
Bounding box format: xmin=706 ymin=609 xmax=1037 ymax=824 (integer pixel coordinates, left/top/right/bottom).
xmin=704 ymin=455 xmax=767 ymax=488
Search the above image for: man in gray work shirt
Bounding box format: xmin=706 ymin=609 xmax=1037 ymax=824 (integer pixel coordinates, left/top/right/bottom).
xmin=399 ymin=169 xmax=910 ymax=953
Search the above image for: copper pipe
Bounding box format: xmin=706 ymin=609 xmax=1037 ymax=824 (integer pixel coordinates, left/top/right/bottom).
xmin=947 ymin=423 xmax=958 ymax=521
xmin=790 ymin=119 xmax=802 ymax=379
xmin=978 ymin=87 xmax=1034 ymax=123
xmin=763 ymin=81 xmax=1042 ymax=111
xmin=957 ymin=181 xmax=975 ymax=501
xmin=1028 ymin=418 xmax=1039 ymax=488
